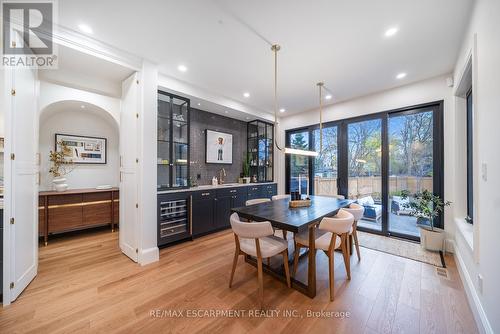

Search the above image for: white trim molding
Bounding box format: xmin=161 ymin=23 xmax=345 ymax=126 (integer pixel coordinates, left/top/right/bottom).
xmin=451 ymin=240 xmax=493 ymax=334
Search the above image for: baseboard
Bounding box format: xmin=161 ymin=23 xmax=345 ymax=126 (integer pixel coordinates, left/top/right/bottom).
xmin=139 ymin=246 xmax=159 ymax=266
xmin=451 ymin=240 xmax=493 ymax=334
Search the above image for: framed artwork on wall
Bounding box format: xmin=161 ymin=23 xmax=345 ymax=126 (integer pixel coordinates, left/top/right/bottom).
xmin=55 ymin=133 xmax=107 ymax=164
xmin=205 ymin=129 xmax=233 ymax=164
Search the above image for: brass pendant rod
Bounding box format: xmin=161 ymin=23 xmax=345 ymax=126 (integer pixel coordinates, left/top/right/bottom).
xmin=272 ymin=44 xmax=283 ymax=151
xmin=317 ymin=82 xmax=324 ymax=153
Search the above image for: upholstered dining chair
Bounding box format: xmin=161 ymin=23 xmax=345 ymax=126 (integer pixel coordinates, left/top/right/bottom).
xmin=229 ymin=213 xmax=291 ymax=308
xmin=342 ymin=203 xmax=364 ymax=261
xmin=293 ymin=209 xmax=354 ymax=301
xmin=245 ymin=198 xmax=271 ymax=206
xmin=271 ymin=194 xmax=292 ymax=240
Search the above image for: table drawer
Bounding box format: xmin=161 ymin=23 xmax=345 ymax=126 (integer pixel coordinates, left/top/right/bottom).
xmin=192 ymin=190 xmax=215 ymax=200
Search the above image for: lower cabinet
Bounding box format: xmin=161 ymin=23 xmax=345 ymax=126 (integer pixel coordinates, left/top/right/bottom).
xmin=160 ymin=183 xmax=276 ymax=244
xmin=192 ymin=190 xmax=215 ymax=236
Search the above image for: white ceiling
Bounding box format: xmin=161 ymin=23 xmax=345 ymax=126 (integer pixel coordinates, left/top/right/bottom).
xmin=39 ymin=45 xmax=135 ymax=97
xmin=58 ymin=0 xmax=474 ymax=116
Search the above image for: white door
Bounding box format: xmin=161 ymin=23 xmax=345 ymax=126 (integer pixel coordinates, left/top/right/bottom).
xmin=3 ymin=67 xmax=39 ymax=303
xmin=119 ymin=73 xmax=139 ymax=261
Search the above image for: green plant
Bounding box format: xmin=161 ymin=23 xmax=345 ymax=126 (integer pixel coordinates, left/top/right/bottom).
xmin=242 ymin=153 xmax=250 ymax=177
xmin=49 ymin=141 xmax=74 ymax=177
xmin=401 ymin=189 xmax=451 ymax=231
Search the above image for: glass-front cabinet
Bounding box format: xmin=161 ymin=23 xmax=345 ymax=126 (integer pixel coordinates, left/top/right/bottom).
xmin=247 ymin=120 xmax=274 ymax=182
xmin=158 ymin=91 xmax=190 ymax=190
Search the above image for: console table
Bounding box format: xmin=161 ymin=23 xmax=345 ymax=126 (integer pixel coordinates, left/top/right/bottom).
xmin=39 ymin=188 xmax=119 ymax=245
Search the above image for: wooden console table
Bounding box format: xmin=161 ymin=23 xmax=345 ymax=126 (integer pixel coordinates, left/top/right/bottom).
xmin=39 ymin=188 xmax=119 ymax=245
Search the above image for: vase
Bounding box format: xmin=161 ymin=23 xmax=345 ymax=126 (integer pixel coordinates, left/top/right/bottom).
xmin=53 ymin=177 xmax=68 ymax=192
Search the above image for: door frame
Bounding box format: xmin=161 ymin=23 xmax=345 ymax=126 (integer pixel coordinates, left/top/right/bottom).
xmin=285 ymin=100 xmax=444 ymax=241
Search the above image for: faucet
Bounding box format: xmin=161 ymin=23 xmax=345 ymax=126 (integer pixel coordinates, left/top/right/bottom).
xmin=218 ymin=168 xmax=226 ymax=185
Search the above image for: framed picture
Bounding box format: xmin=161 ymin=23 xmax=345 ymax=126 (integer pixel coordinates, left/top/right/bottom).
xmin=205 ymin=129 xmax=233 ymax=164
xmin=55 ymin=134 xmax=107 ymax=164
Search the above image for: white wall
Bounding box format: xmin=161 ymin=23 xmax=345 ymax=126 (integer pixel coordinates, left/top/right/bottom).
xmin=39 ymin=81 xmax=121 ymax=124
xmin=277 ymin=74 xmax=456 ymax=235
xmin=39 ymin=107 xmax=119 ymax=190
xmin=452 ymin=0 xmax=500 ymax=332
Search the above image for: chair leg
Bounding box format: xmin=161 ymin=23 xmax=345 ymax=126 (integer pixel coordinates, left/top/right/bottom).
xmin=353 ymin=229 xmax=361 ymax=261
xmin=328 ymin=251 xmax=335 ymax=301
xmin=282 ymin=250 xmax=291 ymax=288
xmin=229 ymin=250 xmax=239 ymax=288
xmin=282 ymin=230 xmax=287 ymax=240
xmin=293 ymin=243 xmax=301 ymax=277
xmin=257 ymin=256 xmax=264 ymax=309
xmin=267 ymin=257 xmax=270 ymax=266
xmin=341 ymin=234 xmax=351 ymax=280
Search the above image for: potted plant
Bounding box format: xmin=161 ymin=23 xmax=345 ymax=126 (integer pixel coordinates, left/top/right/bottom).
xmin=49 ymin=141 xmax=74 ymax=191
xmin=241 ymin=153 xmax=251 ymax=184
xmin=401 ymin=189 xmax=451 ymax=251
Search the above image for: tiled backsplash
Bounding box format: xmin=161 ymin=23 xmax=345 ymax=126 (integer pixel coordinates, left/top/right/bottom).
xmin=190 ymin=108 xmax=247 ymax=185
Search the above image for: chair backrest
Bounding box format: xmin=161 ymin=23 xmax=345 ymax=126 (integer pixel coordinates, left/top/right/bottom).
xmin=245 ymin=198 xmax=271 ymax=206
xmin=272 ymin=194 xmax=290 ymax=201
xmin=230 ymin=213 xmax=274 ymax=238
xmin=319 ymin=209 xmax=354 ymax=234
xmin=343 ymin=203 xmax=364 ymax=221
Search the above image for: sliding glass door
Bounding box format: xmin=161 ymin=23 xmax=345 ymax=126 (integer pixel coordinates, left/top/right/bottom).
xmin=288 ymin=131 xmax=310 ymax=194
xmin=313 ymin=126 xmax=339 ymax=196
xmin=347 ymin=119 xmax=382 ymax=232
xmin=285 ymin=101 xmax=443 ymax=240
xmin=388 ymin=108 xmax=436 ymax=238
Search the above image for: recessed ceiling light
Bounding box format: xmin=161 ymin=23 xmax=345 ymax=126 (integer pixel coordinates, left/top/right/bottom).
xmin=80 ymin=105 xmax=85 ymax=109
xmin=325 ymin=94 xmax=332 ymax=100
xmin=384 ymin=27 xmax=398 ymax=37
xmin=243 ymin=92 xmax=250 ymax=98
xmin=396 ymin=72 xmax=407 ymax=79
xmin=224 ymin=110 xmax=229 ymax=114
xmin=78 ymin=24 xmax=93 ymax=34
xmin=245 ymin=116 xmax=250 ymax=120
xmin=279 ymin=108 xmax=286 ymax=113
xmin=197 ymin=102 xmax=201 ymax=106
xmin=177 ymin=64 xmax=188 ymax=72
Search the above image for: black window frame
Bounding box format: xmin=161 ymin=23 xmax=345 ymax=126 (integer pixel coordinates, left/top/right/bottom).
xmin=285 ymin=100 xmax=444 ymax=240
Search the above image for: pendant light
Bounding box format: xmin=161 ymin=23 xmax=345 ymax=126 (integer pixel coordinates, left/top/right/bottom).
xmin=271 ymin=44 xmax=318 ymax=157
xmin=317 ymin=82 xmax=324 ymax=153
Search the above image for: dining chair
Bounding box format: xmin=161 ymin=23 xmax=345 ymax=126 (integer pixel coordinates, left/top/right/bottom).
xmin=270 ymin=194 xmax=292 ymax=240
xmin=342 ymin=203 xmax=364 ymax=261
xmin=292 ymin=209 xmax=354 ymax=301
xmin=229 ymin=213 xmax=291 ymax=308
xmin=245 ymin=198 xmax=271 ymax=206
xmin=271 ymin=194 xmax=290 ymax=201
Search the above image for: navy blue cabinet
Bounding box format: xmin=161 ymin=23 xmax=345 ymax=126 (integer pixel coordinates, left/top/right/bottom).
xmin=158 ymin=183 xmax=276 ymax=246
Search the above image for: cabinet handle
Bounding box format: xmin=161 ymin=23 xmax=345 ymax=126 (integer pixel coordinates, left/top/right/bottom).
xmin=202 ymin=192 xmax=210 ymax=196
xmin=230 ymin=190 xmax=236 ymax=193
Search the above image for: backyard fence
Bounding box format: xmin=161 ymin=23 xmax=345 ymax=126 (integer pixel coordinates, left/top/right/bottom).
xmin=312 ymin=176 xmax=433 ymax=198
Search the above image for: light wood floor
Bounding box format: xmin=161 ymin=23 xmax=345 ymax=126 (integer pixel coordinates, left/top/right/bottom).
xmin=0 ymin=229 xmax=478 ymax=334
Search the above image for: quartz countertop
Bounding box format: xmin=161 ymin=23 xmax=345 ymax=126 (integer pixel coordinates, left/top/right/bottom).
xmin=157 ymin=182 xmax=276 ymax=194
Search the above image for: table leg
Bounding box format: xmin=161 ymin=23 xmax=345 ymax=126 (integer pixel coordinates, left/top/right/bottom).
xmin=307 ymin=224 xmax=316 ymax=298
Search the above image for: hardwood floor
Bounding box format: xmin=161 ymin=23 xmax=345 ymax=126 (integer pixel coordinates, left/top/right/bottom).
xmin=0 ymin=229 xmax=478 ymax=334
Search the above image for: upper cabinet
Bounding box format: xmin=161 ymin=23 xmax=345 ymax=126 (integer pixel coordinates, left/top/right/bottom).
xmin=158 ymin=91 xmax=190 ymax=190
xmin=247 ymin=120 xmax=274 ymax=182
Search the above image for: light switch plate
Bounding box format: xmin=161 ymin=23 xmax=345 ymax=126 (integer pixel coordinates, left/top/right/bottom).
xmin=482 ymin=162 xmax=487 ymax=181
xmin=478 ymin=274 xmax=484 ymax=294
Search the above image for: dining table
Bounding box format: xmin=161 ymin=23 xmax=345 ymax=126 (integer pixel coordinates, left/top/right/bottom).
xmin=231 ymin=195 xmax=352 ymax=298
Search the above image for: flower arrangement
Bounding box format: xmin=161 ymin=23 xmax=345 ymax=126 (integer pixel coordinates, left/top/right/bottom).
xmin=49 ymin=141 xmax=74 ymax=177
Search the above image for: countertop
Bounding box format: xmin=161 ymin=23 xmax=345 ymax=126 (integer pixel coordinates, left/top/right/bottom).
xmin=157 ymin=182 xmax=276 ymax=194
xmin=39 ymin=187 xmax=119 ymax=196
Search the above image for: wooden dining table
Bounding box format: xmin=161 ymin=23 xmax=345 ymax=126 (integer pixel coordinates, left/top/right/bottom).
xmin=231 ymin=195 xmax=352 ymax=298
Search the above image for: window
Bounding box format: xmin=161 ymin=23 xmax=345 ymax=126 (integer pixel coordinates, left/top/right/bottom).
xmin=466 ymin=88 xmax=473 ymax=224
